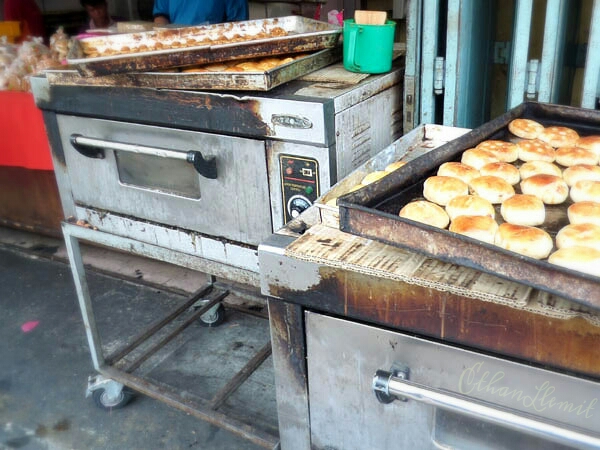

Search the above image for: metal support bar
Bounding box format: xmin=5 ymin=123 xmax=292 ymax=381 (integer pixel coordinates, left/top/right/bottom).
xmin=373 ymin=369 xmax=600 ymax=449
xmin=210 ymin=342 xmax=272 ymax=410
xmin=507 ymin=0 xmax=534 ymax=108
xmin=106 ymin=283 xmax=215 ymax=365
xmin=419 ymin=0 xmax=440 ymax=124
xmin=100 ymin=365 xmax=280 ymax=450
xmin=123 ymin=289 xmax=230 ymax=373
xmin=582 ymin=0 xmax=600 ymax=109
xmin=538 ymin=0 xmax=568 ymax=103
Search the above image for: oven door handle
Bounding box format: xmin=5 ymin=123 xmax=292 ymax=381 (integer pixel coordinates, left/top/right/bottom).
xmin=373 ymin=369 xmax=600 ymax=449
xmin=69 ymin=134 xmax=218 ymax=179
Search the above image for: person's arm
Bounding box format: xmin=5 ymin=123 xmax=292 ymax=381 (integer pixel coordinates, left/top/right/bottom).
xmin=152 ymin=0 xmax=170 ymax=25
xmin=225 ymin=0 xmax=248 ymax=22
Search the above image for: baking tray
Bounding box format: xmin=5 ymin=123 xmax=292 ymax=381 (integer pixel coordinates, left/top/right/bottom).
xmin=47 ymin=47 xmax=341 ymax=91
xmin=338 ymin=102 xmax=600 ymax=309
xmin=67 ymin=16 xmax=342 ymax=77
xmin=315 ymin=124 xmax=471 ymax=228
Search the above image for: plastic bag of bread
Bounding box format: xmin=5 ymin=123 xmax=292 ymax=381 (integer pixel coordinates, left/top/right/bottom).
xmin=49 ymin=27 xmax=72 ymax=62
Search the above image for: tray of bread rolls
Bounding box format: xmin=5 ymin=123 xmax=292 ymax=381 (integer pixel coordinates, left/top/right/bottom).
xmin=67 ymin=16 xmax=342 ymax=77
xmin=46 ymin=47 xmax=341 ymax=91
xmin=338 ymin=102 xmax=600 ymax=309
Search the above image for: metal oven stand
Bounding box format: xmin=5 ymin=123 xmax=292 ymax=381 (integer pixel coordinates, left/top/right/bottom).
xmin=62 ymin=222 xmax=279 ymax=449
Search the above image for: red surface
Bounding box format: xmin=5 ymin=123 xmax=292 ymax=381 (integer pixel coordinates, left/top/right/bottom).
xmin=0 ymin=91 xmax=53 ymax=170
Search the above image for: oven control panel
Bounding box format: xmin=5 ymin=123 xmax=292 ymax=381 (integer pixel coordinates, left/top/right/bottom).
xmin=280 ymin=155 xmax=320 ymax=224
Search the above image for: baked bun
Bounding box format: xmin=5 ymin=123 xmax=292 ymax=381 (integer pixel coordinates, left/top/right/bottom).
xmin=568 ymin=201 xmax=600 ymax=226
xmin=517 ymin=139 xmax=556 ymax=162
xmin=555 ymin=146 xmax=598 ymax=167
xmin=519 ymin=161 xmax=562 ymax=180
xmin=570 ymin=180 xmax=600 ymax=203
xmin=469 ymin=176 xmax=515 ymax=204
xmin=399 ymin=200 xmax=449 ymax=229
xmin=556 ymin=223 xmax=600 ymax=251
xmin=461 ymin=148 xmax=499 ymax=170
xmin=445 ymin=195 xmax=495 ymax=220
xmin=437 ymin=162 xmax=480 ymax=184
xmin=508 ymin=118 xmax=544 ymax=139
xmin=539 ymin=126 xmax=580 ymax=148
xmin=494 ymin=223 xmax=553 ymax=259
xmin=423 ymin=176 xmax=469 ymax=206
xmin=476 ymin=140 xmax=518 ymax=162
xmin=480 ymin=162 xmax=520 ymax=185
xmin=361 ymin=170 xmax=387 ymax=186
xmin=500 ymin=194 xmax=545 ymax=226
xmin=384 ymin=161 xmax=407 ymax=173
xmin=562 ymin=165 xmax=600 ymax=187
xmin=449 ymin=215 xmax=498 ymax=244
xmin=548 ymin=246 xmax=600 ymax=277
xmin=520 ymin=174 xmax=569 ymax=204
xmin=577 ymin=135 xmax=600 ymax=157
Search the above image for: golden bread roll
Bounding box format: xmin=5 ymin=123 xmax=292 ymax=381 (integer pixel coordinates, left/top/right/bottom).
xmin=181 ymin=67 xmax=209 ymax=73
xmin=480 ymin=162 xmax=520 ymax=185
xmin=234 ymin=61 xmax=261 ymax=72
xmin=399 ymin=200 xmax=450 ymax=229
xmin=469 ymin=175 xmax=515 ymax=204
xmin=520 ymin=174 xmax=568 ymax=204
xmin=556 ymin=223 xmax=600 ymax=251
xmin=570 ymin=180 xmax=600 ymax=203
xmin=562 ymin=165 xmax=600 ymax=187
xmin=437 ymin=162 xmax=480 ymax=184
xmin=203 ymin=63 xmax=229 ymax=72
xmin=568 ymin=201 xmax=600 ymax=226
xmin=423 ymin=176 xmax=469 ymax=206
xmin=361 ymin=170 xmax=388 ymax=186
xmin=516 ymin=139 xmax=556 ymax=162
xmin=500 ymin=194 xmax=545 ymax=226
xmin=519 ymin=161 xmax=562 ymax=180
xmin=384 ymin=161 xmax=407 ymax=173
xmin=476 ymin=140 xmax=518 ymax=162
xmin=461 ymin=148 xmax=499 ymax=170
xmin=445 ymin=195 xmax=495 ymax=220
xmin=538 ymin=126 xmax=580 ymax=148
xmin=577 ymin=135 xmax=600 ymax=157
xmin=555 ymin=146 xmax=598 ymax=167
xmin=494 ymin=223 xmax=553 ymax=259
xmin=548 ymin=246 xmax=600 ymax=277
xmin=508 ymin=118 xmax=545 ymax=139
xmin=449 ymin=215 xmax=498 ymax=244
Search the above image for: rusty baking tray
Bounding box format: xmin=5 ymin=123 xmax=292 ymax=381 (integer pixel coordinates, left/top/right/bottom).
xmin=47 ymin=47 xmax=341 ymax=91
xmin=338 ymin=102 xmax=600 ymax=309
xmin=67 ymin=16 xmax=341 ymax=77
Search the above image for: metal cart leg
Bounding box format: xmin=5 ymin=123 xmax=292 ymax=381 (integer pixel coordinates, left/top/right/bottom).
xmin=61 ymin=222 xmax=280 ymax=449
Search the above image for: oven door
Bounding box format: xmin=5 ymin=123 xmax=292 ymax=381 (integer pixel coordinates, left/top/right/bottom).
xmin=305 ymin=312 xmax=600 ymax=450
xmin=56 ymin=115 xmax=271 ymax=246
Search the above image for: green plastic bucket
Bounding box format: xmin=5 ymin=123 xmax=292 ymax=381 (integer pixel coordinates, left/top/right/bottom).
xmin=343 ymin=19 xmax=396 ymax=74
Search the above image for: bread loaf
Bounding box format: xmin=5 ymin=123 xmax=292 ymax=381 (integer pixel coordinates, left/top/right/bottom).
xmin=500 ymin=194 xmax=545 ymax=226
xmin=520 ymin=174 xmax=569 ymax=204
xmin=548 ymin=247 xmax=600 ymax=277
xmin=399 ymin=201 xmax=450 ymax=229
xmin=423 ymin=176 xmax=469 ymax=206
xmin=494 ymin=223 xmax=553 ymax=259
xmin=449 ymin=215 xmax=498 ymax=244
xmin=469 ymin=176 xmax=515 ymax=204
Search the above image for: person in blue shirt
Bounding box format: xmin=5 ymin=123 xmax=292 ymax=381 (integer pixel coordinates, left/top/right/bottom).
xmin=153 ymin=0 xmax=249 ymax=26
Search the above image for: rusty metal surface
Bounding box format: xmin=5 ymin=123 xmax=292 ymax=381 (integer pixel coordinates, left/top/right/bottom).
xmin=47 ymin=47 xmax=341 ymax=91
xmin=67 ymin=16 xmax=341 ymax=76
xmin=338 ymin=102 xmax=600 ymax=309
xmin=264 ymin=258 xmax=600 ymax=380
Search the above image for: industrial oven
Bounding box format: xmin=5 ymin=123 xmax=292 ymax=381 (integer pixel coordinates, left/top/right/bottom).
xmin=32 ymin=60 xmax=403 ymax=283
xmin=259 ymin=118 xmax=600 ymax=449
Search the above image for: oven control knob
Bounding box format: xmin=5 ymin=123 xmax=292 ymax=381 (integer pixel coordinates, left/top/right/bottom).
xmin=288 ymin=195 xmax=311 ymax=218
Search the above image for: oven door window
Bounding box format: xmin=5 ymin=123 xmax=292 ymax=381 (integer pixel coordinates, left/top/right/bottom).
xmin=115 ymin=151 xmax=200 ymax=199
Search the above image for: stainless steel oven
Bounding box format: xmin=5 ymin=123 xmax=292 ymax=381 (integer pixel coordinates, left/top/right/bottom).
xmin=32 ymin=63 xmax=403 ymax=282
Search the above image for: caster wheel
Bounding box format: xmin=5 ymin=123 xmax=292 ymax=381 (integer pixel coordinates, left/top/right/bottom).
xmin=92 ymin=386 xmax=134 ymax=410
xmin=199 ymin=303 xmax=226 ymax=327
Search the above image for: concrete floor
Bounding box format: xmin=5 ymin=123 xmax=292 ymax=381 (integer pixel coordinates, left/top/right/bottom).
xmin=0 ymin=228 xmax=279 ymax=450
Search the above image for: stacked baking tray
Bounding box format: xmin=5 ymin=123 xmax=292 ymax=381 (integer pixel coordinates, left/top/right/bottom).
xmin=65 ymin=16 xmax=342 ymax=81
xmin=338 ymin=102 xmax=600 ymax=308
